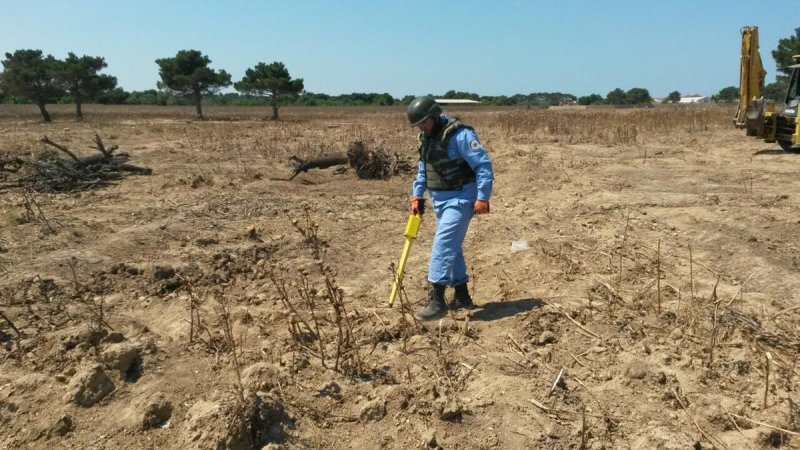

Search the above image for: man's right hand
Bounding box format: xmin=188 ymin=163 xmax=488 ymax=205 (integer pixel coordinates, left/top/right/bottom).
xmin=410 ymin=197 xmax=425 ymax=216
xmin=474 ymin=200 xmax=490 ymax=214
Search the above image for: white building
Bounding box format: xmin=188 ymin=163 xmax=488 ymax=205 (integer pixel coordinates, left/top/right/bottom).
xmin=434 ymin=99 xmax=481 ymax=105
xmin=679 ymin=93 xmax=709 ymax=104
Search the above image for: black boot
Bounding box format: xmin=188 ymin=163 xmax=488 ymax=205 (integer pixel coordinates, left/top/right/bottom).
xmin=452 ymin=283 xmax=475 ymax=310
xmin=416 ymin=284 xmax=447 ymax=321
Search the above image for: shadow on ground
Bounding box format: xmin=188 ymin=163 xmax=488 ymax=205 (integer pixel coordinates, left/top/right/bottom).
xmin=753 ymin=148 xmax=800 ymax=155
xmin=470 ymin=297 xmax=544 ymax=321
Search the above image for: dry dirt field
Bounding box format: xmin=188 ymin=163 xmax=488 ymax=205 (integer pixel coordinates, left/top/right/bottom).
xmin=1 ymin=103 xmax=799 ymax=449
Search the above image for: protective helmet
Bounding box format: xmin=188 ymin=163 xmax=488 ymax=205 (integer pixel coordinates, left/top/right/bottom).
xmin=407 ymin=96 xmax=442 ymax=126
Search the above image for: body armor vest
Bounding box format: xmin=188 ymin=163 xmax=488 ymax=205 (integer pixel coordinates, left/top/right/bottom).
xmin=419 ymin=118 xmax=476 ymax=191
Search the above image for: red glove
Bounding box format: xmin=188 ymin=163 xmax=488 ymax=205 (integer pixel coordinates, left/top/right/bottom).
xmin=410 ymin=197 xmax=425 ymax=216
xmin=474 ymin=200 xmax=490 ymax=214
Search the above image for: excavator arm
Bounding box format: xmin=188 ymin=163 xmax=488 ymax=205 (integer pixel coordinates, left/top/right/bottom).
xmin=734 ymin=26 xmax=767 ymax=129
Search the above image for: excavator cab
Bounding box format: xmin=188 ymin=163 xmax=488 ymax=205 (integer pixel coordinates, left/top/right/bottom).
xmin=783 ymin=57 xmax=800 ymax=113
xmin=776 ymin=56 xmax=800 ymax=151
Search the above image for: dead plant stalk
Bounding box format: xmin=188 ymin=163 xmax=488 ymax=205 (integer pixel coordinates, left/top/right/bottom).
xmin=764 ymin=352 xmax=772 ymax=409
xmin=217 ymin=295 xmax=246 ymax=406
xmin=689 ymin=244 xmax=694 ymax=299
xmin=618 ymin=213 xmax=631 ymax=292
xmin=707 ymin=275 xmax=721 ymax=368
xmin=656 ymin=238 xmax=661 ymax=314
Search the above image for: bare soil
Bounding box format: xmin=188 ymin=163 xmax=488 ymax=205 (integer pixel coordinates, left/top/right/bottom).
xmin=1 ymin=104 xmax=799 ymax=449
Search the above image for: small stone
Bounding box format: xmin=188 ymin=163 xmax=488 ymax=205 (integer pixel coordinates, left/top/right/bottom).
xmin=669 ymin=328 xmax=684 ymax=340
xmin=12 ymin=373 xmax=48 ymax=392
xmin=48 ymin=414 xmax=74 ymax=437
xmin=242 ymin=362 xmax=282 ymax=392
xmin=590 ymin=441 xmax=605 ymax=450
xmin=152 ymin=265 xmax=175 ymax=281
xmin=597 ymin=371 xmax=613 ymax=381
xmin=317 ymin=381 xmax=343 ymax=401
xmin=538 ymin=331 xmax=557 ymax=345
xmin=141 ymin=392 xmax=172 ymax=429
xmin=101 ymin=342 xmax=141 ymax=377
xmin=421 ymin=430 xmax=437 ymax=448
xmin=434 ymin=396 xmax=462 ymax=421
xmin=359 ymin=399 xmax=386 ymax=423
xmin=102 ymin=332 xmax=126 ymax=344
xmin=441 ymin=403 xmax=462 ymax=421
xmin=280 ymin=352 xmax=309 ymax=372
xmin=625 ymin=359 xmax=649 ymax=380
xmin=140 ymin=337 xmax=158 ymax=355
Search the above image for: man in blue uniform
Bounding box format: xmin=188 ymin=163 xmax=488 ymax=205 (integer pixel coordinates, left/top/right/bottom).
xmin=406 ymin=96 xmax=494 ymax=321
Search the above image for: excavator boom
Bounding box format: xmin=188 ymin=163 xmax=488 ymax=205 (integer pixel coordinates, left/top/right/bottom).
xmin=734 ymin=26 xmax=766 ymax=128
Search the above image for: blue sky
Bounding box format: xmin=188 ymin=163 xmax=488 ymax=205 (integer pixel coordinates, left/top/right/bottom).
xmin=1 ymin=1 xmax=796 ymax=98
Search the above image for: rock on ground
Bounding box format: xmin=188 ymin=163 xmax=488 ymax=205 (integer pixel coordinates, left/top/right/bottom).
xmin=140 ymin=391 xmax=173 ymax=429
xmin=101 ymin=342 xmax=141 ymax=377
xmin=181 ymin=394 xmax=288 ymax=450
xmin=359 ymin=399 xmax=386 ymax=423
xmin=63 ymin=365 xmax=115 ymax=407
xmin=625 ymin=359 xmax=650 ymax=380
xmin=242 ymin=362 xmax=283 ymax=392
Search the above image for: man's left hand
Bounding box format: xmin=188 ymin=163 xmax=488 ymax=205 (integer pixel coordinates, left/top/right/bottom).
xmin=474 ymin=200 xmax=490 ymax=214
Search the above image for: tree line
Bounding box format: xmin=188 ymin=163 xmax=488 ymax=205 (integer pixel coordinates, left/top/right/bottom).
xmin=2 ymin=28 xmax=798 ymax=122
xmin=0 ymin=50 xmax=116 ymax=122
xmin=0 ymin=49 xmax=305 ymax=121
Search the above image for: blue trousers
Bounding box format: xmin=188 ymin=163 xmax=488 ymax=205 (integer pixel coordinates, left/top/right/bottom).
xmin=428 ymin=197 xmax=474 ymax=286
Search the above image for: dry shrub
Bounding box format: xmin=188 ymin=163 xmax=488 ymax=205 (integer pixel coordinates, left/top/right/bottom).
xmin=269 ymin=204 xmax=363 ymax=375
xmin=346 ymin=141 xmax=415 ymax=179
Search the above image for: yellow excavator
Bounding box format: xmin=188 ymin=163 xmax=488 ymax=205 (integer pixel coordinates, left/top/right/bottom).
xmin=734 ymin=26 xmax=800 ymax=152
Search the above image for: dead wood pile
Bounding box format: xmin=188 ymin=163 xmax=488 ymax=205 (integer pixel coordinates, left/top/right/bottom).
xmin=0 ymin=134 xmax=152 ymax=193
xmin=289 ymin=141 xmax=414 ymax=180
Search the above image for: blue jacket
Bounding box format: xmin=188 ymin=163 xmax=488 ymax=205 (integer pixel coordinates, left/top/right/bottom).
xmin=412 ymin=115 xmax=493 ymax=203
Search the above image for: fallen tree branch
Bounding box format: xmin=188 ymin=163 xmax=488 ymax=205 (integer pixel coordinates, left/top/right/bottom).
xmin=289 ymin=141 xmax=414 ymax=180
xmin=93 ymin=134 xmax=118 ymax=158
xmin=553 ymin=303 xmax=602 ymax=340
xmin=41 ymin=136 xmax=81 ymax=163
xmin=1 ymin=135 xmax=151 ymax=193
xmin=0 ymin=310 xmax=22 ymax=338
xmin=289 ymin=153 xmax=348 ymax=179
xmin=726 ymin=411 xmax=800 ymax=436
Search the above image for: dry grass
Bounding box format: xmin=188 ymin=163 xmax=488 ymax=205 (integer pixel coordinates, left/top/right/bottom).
xmin=470 ymin=105 xmax=731 ymax=145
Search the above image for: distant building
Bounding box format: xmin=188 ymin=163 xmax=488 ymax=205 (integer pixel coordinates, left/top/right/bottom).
xmin=434 ymin=99 xmax=481 ymax=105
xmin=679 ymin=93 xmax=709 ymax=104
